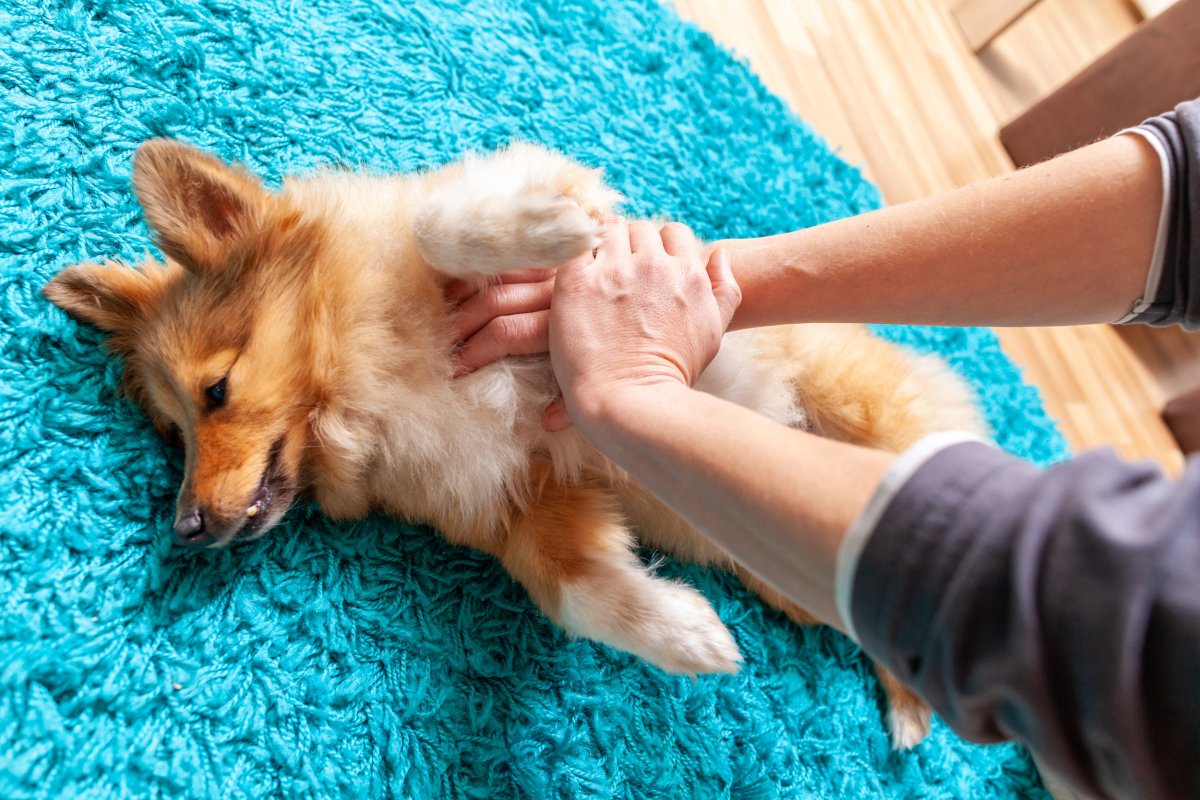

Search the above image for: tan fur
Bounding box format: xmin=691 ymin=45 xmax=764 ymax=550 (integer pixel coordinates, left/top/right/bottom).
xmin=44 ymin=139 xmax=987 ymax=748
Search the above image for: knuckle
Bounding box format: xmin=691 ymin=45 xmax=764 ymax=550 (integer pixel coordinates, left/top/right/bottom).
xmin=480 ymin=284 xmax=509 ymax=313
xmin=491 ymin=313 xmax=536 ymax=346
xmin=639 ymin=253 xmax=669 ymax=273
xmin=490 ymin=314 xmax=520 ymax=340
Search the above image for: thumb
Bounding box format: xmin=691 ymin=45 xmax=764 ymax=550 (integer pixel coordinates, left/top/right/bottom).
xmin=706 ymin=248 xmax=742 ymax=331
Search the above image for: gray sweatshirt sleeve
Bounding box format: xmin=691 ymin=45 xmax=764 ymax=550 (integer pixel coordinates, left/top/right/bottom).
xmin=850 ymin=443 xmax=1200 ymax=799
xmin=846 ymin=99 xmax=1200 ymax=798
xmin=1123 ymin=98 xmax=1200 ymax=328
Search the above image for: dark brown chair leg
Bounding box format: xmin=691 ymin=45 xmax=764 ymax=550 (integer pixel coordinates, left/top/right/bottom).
xmin=1163 ymin=386 xmax=1200 ymax=454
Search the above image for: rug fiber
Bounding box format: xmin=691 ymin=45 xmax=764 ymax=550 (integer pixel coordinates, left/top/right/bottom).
xmin=0 ymin=0 xmax=1065 ymax=796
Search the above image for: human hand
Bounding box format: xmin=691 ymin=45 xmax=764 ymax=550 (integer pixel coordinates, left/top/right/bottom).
xmin=445 ymin=236 xmax=732 ymax=377
xmin=544 ymin=218 xmax=741 ymax=431
xmin=445 ymin=267 xmax=559 ymax=376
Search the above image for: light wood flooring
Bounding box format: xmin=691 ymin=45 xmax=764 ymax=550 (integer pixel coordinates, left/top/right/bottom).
xmin=675 ymin=0 xmax=1199 ymax=475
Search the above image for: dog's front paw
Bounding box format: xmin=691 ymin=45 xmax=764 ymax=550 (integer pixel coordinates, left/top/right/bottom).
xmin=414 ymin=143 xmax=619 ymax=278
xmin=415 ymin=188 xmax=598 ymax=276
xmin=508 ymin=191 xmax=601 ymax=267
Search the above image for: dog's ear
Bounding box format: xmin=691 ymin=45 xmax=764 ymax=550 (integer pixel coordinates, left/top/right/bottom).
xmin=45 ymin=260 xmax=184 ymax=436
xmin=44 ymin=260 xmax=181 ymax=348
xmin=132 ymin=139 xmax=269 ymax=274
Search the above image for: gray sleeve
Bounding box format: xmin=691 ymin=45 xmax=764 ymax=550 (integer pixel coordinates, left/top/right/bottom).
xmin=1124 ymin=97 xmax=1200 ymax=329
xmin=850 ymin=442 xmax=1200 ymax=799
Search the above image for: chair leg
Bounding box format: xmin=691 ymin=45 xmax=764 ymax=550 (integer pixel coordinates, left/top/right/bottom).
xmin=1163 ymin=385 xmax=1200 ymax=454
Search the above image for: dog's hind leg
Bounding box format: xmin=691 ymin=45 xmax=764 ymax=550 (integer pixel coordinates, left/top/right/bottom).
xmin=491 ymin=469 xmax=741 ymax=675
xmin=413 ymin=143 xmax=621 ymax=278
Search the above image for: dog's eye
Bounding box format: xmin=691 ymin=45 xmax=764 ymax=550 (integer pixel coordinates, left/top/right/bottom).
xmin=204 ymin=377 xmax=228 ymax=411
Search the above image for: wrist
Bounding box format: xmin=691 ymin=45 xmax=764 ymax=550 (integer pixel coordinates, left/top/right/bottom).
xmin=700 ymin=238 xmax=725 ymax=264
xmin=706 ymin=236 xmax=782 ymax=331
xmin=568 ymin=380 xmax=693 ymax=438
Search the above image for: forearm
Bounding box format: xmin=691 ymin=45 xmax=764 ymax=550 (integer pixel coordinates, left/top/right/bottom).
xmin=717 ymin=132 xmax=1162 ymax=329
xmin=575 ymin=383 xmax=895 ymax=630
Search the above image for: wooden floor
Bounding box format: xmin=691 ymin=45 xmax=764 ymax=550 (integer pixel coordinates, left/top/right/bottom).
xmin=675 ymin=0 xmax=1197 ymax=475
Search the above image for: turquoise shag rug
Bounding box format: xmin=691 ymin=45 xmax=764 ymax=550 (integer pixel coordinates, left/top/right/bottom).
xmin=0 ymin=0 xmax=1067 ymax=797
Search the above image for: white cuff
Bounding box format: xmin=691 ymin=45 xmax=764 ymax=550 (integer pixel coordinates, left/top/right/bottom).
xmin=1114 ymin=128 xmax=1173 ymax=323
xmin=834 ymin=431 xmax=987 ymax=644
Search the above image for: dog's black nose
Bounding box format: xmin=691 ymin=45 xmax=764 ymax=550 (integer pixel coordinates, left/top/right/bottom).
xmin=172 ymin=509 xmax=212 ymax=547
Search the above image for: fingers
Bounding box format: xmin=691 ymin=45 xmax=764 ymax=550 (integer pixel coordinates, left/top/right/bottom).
xmin=600 ymin=218 xmax=694 ymax=258
xmin=454 ymin=310 xmax=550 ymax=375
xmin=453 ymin=278 xmax=555 ymax=342
xmin=706 ymin=248 xmax=743 ymax=332
xmin=443 ymin=269 xmax=556 ymax=306
xmin=627 ymin=220 xmax=663 ymax=254
xmin=659 ymin=222 xmax=701 ymax=261
xmin=598 ymin=217 xmax=631 ymax=259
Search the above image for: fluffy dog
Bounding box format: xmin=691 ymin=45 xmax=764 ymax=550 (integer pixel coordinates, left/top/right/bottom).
xmin=45 ymin=140 xmax=985 ymax=748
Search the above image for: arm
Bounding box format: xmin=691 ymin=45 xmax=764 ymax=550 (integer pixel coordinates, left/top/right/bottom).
xmin=541 ymin=218 xmax=890 ymax=630
xmin=716 ymin=131 xmax=1162 ymax=328
xmin=450 ymin=127 xmax=1165 ymax=371
xmin=723 ymin=97 xmax=1200 ymax=330
xmin=575 ymin=382 xmax=893 ymax=631
xmin=588 ymin=381 xmax=1200 ymax=799
xmin=550 ymin=218 xmax=1200 ymax=800
xmin=853 ymin=441 xmax=1200 ymax=799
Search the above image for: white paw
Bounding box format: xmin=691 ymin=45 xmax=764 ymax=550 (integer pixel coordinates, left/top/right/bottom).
xmin=509 ymin=191 xmax=601 ymax=266
xmin=414 ymin=187 xmax=599 ymax=276
xmin=413 ymin=143 xmax=618 ymax=278
xmin=887 ymin=703 xmax=932 ymax=749
xmin=644 ymin=582 xmax=743 ymax=675
xmin=559 ymin=578 xmax=742 ymax=676
xmin=502 ymin=141 xmax=623 ymax=220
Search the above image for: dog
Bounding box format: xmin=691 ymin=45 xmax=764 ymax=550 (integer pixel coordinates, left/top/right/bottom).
xmin=45 ymin=139 xmax=986 ymax=748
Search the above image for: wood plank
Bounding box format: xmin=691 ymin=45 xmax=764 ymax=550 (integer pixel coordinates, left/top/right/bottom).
xmin=951 ymin=0 xmax=1041 ymax=51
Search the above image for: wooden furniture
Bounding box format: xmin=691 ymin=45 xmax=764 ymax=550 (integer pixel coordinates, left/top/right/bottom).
xmin=1000 ymin=0 xmax=1200 ymax=167
xmin=952 ymin=0 xmax=1178 ymax=55
xmin=1164 ymin=388 xmax=1200 ymax=452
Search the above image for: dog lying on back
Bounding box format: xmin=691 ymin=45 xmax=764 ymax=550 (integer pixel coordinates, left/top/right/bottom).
xmin=45 ymin=140 xmax=985 ymax=748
